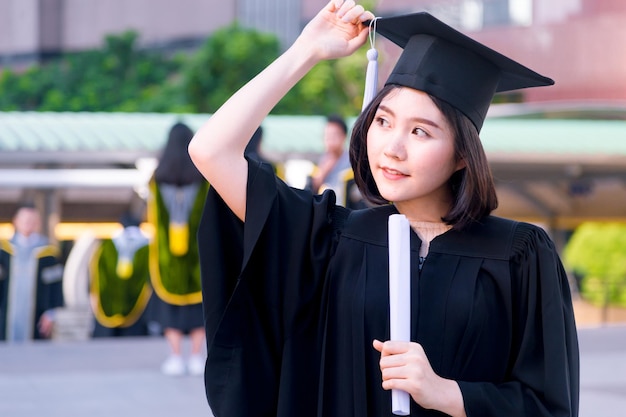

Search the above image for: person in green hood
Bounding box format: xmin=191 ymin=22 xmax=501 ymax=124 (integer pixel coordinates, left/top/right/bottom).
xmin=89 ymin=213 xmax=152 ymax=337
xmin=148 ymin=122 xmax=208 ymax=376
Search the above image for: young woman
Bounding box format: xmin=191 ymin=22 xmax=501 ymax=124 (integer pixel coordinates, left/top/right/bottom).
xmin=149 ymin=122 xmax=208 ymax=376
xmin=189 ymin=1 xmax=579 ymax=416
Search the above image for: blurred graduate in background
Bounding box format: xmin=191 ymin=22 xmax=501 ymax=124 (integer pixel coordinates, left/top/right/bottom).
xmin=89 ymin=213 xmax=152 ymax=338
xmin=148 ymin=122 xmax=208 ymax=376
xmin=0 ymin=203 xmax=64 ymax=342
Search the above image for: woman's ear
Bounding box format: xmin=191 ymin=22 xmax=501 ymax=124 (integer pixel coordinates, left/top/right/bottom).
xmin=455 ymin=158 xmax=466 ymax=172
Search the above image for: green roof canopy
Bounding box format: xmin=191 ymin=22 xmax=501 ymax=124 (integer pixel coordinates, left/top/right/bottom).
xmin=1 ymin=109 xmax=626 ymax=165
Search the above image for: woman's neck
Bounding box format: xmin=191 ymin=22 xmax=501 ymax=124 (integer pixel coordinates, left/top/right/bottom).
xmin=394 ymin=196 xmax=452 ymax=224
xmin=408 ymin=220 xmax=452 ymax=258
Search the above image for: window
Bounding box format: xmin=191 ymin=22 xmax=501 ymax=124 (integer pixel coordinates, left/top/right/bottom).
xmin=425 ymin=0 xmax=533 ymax=30
xmin=237 ymin=0 xmax=301 ymax=47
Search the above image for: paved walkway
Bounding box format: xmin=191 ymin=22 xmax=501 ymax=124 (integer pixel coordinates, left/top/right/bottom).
xmin=577 ymin=324 xmax=626 ymax=416
xmin=0 ymin=336 xmax=213 ymax=417
xmin=0 ymin=325 xmax=625 ymax=417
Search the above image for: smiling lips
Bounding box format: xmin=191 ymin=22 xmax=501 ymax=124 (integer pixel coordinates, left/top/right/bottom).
xmin=381 ymin=166 xmax=408 ymax=180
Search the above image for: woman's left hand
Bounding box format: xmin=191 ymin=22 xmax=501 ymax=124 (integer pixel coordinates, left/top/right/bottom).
xmin=373 ymin=339 xmax=467 ymax=417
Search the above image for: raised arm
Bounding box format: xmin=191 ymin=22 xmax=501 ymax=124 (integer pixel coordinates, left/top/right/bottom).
xmin=188 ymin=0 xmax=374 ymax=221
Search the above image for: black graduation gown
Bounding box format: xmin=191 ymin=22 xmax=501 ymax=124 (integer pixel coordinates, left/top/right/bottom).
xmin=0 ymin=240 xmax=65 ymax=340
xmin=198 ymin=158 xmax=579 ymax=417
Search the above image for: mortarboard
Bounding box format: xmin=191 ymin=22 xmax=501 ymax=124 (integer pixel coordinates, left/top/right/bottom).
xmin=363 ymin=13 xmax=554 ymax=131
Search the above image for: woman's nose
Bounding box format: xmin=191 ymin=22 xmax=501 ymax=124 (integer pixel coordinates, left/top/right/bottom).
xmin=384 ymin=135 xmax=406 ymax=160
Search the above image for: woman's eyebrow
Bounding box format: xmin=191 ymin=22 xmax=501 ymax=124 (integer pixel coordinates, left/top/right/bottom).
xmin=377 ymin=104 xmax=442 ymax=129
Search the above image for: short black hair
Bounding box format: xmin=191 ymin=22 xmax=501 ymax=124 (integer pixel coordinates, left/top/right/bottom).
xmin=13 ymin=202 xmax=37 ymax=216
xmin=119 ymin=212 xmax=141 ymax=228
xmin=154 ymin=122 xmax=205 ymax=186
xmin=349 ymin=84 xmax=498 ymax=230
xmin=326 ymin=114 xmax=348 ymax=136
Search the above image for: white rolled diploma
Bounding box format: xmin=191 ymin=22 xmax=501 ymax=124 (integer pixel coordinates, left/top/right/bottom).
xmin=388 ymin=214 xmax=411 ymax=416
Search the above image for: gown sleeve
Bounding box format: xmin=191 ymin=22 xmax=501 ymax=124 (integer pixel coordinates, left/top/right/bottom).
xmin=197 ymin=157 xmax=344 ymax=417
xmin=37 ymin=248 xmax=65 ymax=322
xmin=458 ymin=222 xmax=580 ymax=417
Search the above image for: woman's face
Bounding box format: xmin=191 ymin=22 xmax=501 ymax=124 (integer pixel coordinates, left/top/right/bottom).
xmin=366 ymin=88 xmax=465 ymax=220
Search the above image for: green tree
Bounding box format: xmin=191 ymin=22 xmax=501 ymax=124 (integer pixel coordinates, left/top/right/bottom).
xmin=0 ymin=31 xmax=181 ymax=112
xmin=181 ymin=22 xmax=370 ymax=116
xmin=182 ymin=23 xmax=280 ymax=113
xmin=563 ymin=222 xmax=626 ymax=312
xmin=0 ymin=18 xmax=374 ymax=115
xmin=276 ymin=48 xmax=368 ymax=116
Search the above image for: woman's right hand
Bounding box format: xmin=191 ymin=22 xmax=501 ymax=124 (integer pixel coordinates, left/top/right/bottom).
xmin=189 ymin=1 xmax=375 ymax=222
xmin=296 ymin=0 xmax=375 ymax=62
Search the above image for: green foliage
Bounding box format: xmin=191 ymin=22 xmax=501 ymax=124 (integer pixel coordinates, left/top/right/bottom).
xmin=182 ymin=23 xmax=280 ymax=113
xmin=275 ymin=47 xmax=368 ymax=116
xmin=181 ymin=22 xmax=369 ymax=116
xmin=0 ymin=22 xmax=370 ymax=116
xmin=0 ymin=31 xmax=181 ymax=112
xmin=563 ymin=222 xmax=626 ymax=307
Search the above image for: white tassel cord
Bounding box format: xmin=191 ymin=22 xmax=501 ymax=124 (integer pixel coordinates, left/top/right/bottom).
xmin=362 ymin=17 xmax=380 ymax=112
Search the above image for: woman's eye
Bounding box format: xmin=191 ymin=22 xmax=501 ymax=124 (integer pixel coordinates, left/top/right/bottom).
xmin=413 ymin=127 xmax=428 ymax=137
xmin=374 ymin=116 xmax=389 ymax=127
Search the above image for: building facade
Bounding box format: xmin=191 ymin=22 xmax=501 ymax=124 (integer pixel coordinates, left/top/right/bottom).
xmin=0 ymin=0 xmax=299 ymax=68
xmin=1 ymin=0 xmax=624 ymax=102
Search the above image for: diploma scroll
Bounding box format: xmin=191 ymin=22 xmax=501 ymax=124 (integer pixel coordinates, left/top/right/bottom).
xmin=388 ymin=214 xmax=411 ymax=416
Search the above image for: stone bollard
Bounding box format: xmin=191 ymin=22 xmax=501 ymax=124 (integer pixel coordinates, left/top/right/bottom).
xmin=52 ymin=307 xmax=94 ymax=341
xmin=55 ymin=230 xmax=99 ymax=341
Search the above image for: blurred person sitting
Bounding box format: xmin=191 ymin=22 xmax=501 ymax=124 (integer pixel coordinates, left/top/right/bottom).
xmin=0 ymin=203 xmax=64 ymax=342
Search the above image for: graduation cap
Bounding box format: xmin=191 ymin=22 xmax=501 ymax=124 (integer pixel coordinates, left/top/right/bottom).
xmin=362 ymin=13 xmax=554 ymax=131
